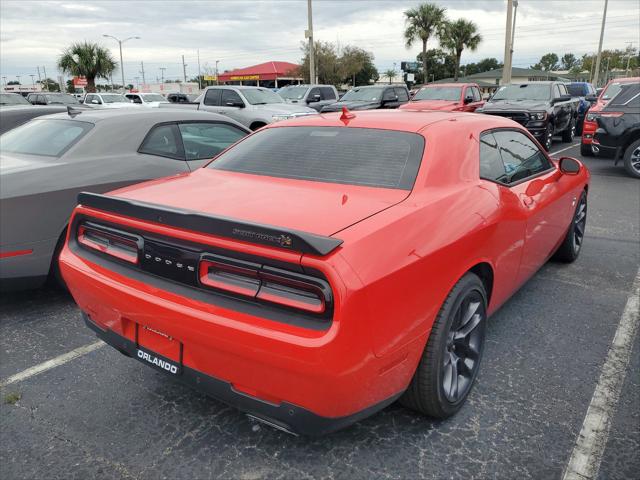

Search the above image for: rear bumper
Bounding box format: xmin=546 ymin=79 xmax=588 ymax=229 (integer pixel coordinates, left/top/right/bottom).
xmin=83 ymin=313 xmax=400 ymax=436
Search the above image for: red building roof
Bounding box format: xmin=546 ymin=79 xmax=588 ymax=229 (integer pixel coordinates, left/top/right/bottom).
xmin=218 ymin=61 xmax=301 ymax=82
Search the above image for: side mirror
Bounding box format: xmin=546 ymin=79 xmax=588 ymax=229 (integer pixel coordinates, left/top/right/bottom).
xmin=554 ymin=95 xmax=572 ymax=103
xmin=463 ymin=95 xmax=473 ymax=104
xmin=585 ymin=94 xmax=597 ymax=103
xmin=559 ymin=157 xmax=581 ymax=175
xmin=91 ymin=99 xmax=100 ymax=104
xmin=226 ymin=101 xmax=244 ymax=108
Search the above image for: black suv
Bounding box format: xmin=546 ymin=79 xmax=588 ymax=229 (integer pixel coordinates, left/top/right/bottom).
xmin=478 ymin=82 xmax=579 ymax=151
xmin=320 ymin=85 xmax=410 ymax=112
xmin=593 ymin=82 xmax=640 ymax=178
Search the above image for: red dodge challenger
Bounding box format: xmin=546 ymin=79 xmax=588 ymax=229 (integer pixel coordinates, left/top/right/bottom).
xmin=60 ymin=109 xmax=590 ymax=435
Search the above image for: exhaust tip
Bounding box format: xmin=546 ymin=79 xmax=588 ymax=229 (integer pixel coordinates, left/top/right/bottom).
xmin=246 ymin=414 xmax=298 ymax=436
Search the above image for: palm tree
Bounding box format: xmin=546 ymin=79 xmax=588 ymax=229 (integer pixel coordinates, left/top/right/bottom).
xmin=58 ymin=42 xmax=117 ymax=93
xmin=441 ymin=19 xmax=482 ymax=81
xmin=383 ymin=69 xmax=396 ymax=84
xmin=404 ymin=3 xmax=447 ymax=84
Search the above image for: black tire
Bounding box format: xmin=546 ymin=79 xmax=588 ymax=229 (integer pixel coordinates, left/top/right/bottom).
xmin=576 ymin=119 xmax=584 ymax=136
xmin=561 ymin=117 xmax=576 ymax=143
xmin=622 ymin=139 xmax=640 ymax=179
xmin=542 ymin=123 xmax=553 ymax=151
xmin=400 ymin=273 xmax=487 ymax=418
xmin=48 ymin=228 xmax=68 ymax=290
xmin=580 ymin=142 xmax=594 ymax=157
xmin=553 ymin=190 xmax=587 ymax=263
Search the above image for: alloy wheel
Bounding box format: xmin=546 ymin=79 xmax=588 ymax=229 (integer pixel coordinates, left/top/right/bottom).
xmin=573 ymin=195 xmax=587 ymax=254
xmin=546 ymin=127 xmax=553 ymax=150
xmin=631 ymin=146 xmax=640 ymax=175
xmin=442 ymin=291 xmax=486 ymax=403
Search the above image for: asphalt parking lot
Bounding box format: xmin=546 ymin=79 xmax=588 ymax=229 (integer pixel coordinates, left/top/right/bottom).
xmin=1 ymin=141 xmax=638 ymax=480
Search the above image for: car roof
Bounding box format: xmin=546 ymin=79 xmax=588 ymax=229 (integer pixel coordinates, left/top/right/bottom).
xmin=268 ymin=109 xmax=517 ymax=134
xmin=607 ymin=77 xmax=640 ymax=84
xmin=421 ymin=83 xmax=474 ymax=88
xmin=39 ymin=108 xmax=248 ymax=129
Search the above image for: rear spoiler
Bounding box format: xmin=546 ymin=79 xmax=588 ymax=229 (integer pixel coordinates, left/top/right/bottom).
xmin=77 ymin=192 xmax=343 ymax=256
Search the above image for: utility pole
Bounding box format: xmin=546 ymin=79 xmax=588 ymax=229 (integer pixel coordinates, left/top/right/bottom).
xmin=140 ymin=61 xmax=146 ymax=86
xmin=197 ymin=49 xmax=202 ymax=90
xmin=159 ymin=67 xmax=166 ymax=83
xmin=37 ymin=66 xmax=42 ymax=85
xmin=592 ymin=0 xmax=608 ymax=87
xmin=501 ymin=0 xmax=514 ymax=85
xmin=215 ymin=60 xmax=220 ymax=85
xmin=182 ymin=55 xmax=188 ymax=82
xmin=307 ymin=0 xmax=316 ymax=84
xmin=42 ymin=66 xmax=48 ymax=91
xmin=624 ymin=42 xmax=635 ymax=76
xmin=509 ymin=0 xmax=519 ymax=77
xmin=103 ymin=34 xmax=140 ymax=92
xmin=29 ymin=74 xmax=35 ymax=87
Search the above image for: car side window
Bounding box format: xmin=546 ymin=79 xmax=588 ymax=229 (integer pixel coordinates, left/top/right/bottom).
xmin=493 ymin=130 xmax=553 ymax=183
xmin=320 ymin=86 xmax=336 ymax=100
xmin=553 ymin=84 xmax=562 ymax=98
xmin=472 ymin=87 xmax=482 ymax=102
xmin=139 ymin=123 xmax=183 ymax=159
xmin=204 ymin=89 xmax=222 ymax=106
xmin=382 ymin=89 xmax=397 ymax=101
xmin=178 ymin=122 xmax=246 ymax=160
xmin=131 ymin=95 xmax=142 ymax=104
xmin=220 ymin=89 xmax=243 ymax=107
xmin=395 ymin=87 xmax=409 ymax=102
xmin=479 ymin=132 xmax=509 ymax=184
xmin=558 ymin=84 xmax=568 ymax=96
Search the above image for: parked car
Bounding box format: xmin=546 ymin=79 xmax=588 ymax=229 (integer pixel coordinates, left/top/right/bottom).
xmin=477 ymin=81 xmax=579 ymax=151
xmin=83 ymin=92 xmax=139 ymax=109
xmin=124 ymin=92 xmax=170 ymax=107
xmin=399 ymin=83 xmax=484 ymax=112
xmin=0 ymin=93 xmax=31 ymax=106
xmin=580 ymin=77 xmax=640 ymax=156
xmin=59 ymin=110 xmax=589 ymax=435
xmin=167 ymin=92 xmax=199 ymax=103
xmin=165 ymin=86 xmax=317 ymax=130
xmin=592 ymin=82 xmax=640 ymax=178
xmin=27 ymin=92 xmax=79 ymax=106
xmin=0 ymin=109 xmax=249 ymax=291
xmin=320 ymin=85 xmax=410 ymax=112
xmin=0 ymin=105 xmax=70 ymax=134
xmin=565 ymin=82 xmax=597 ymax=135
xmin=278 ymin=84 xmax=339 ymax=112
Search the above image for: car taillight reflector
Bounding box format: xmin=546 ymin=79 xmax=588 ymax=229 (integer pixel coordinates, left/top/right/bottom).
xmin=198 ymin=255 xmax=330 ymax=314
xmin=77 ymin=224 xmax=139 ymax=264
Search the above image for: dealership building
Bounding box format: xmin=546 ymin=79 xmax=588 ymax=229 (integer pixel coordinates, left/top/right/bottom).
xmin=218 ymin=61 xmax=303 ymax=88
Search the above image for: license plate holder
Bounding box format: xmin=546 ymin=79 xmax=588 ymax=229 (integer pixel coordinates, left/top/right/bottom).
xmin=135 ymin=324 xmax=183 ymax=375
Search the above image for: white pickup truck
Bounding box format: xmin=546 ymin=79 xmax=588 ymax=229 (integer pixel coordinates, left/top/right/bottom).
xmin=165 ymin=85 xmax=317 ymax=131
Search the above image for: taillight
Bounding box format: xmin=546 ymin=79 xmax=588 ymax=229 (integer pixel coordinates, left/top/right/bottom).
xmin=77 ymin=223 xmax=140 ymax=264
xmin=199 ymin=254 xmax=331 ymax=314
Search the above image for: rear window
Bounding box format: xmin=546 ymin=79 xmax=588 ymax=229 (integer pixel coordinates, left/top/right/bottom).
xmin=208 ymin=126 xmax=425 ymax=190
xmin=567 ymin=84 xmax=587 ymax=96
xmin=0 ymin=119 xmax=93 ymax=157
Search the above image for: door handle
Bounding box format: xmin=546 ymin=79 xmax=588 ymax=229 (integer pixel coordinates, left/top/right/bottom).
xmin=522 ymin=196 xmax=535 ymax=207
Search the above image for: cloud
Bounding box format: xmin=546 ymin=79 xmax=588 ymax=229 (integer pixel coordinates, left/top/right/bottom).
xmin=1 ymin=0 xmax=638 ymax=83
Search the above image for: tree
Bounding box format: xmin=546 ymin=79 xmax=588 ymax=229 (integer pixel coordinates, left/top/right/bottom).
xmin=299 ymin=40 xmax=342 ymax=86
xmin=39 ymin=78 xmax=60 ymax=92
xmin=561 ymin=53 xmax=579 ymax=71
xmin=57 ymin=41 xmax=117 ymax=93
xmin=299 ymin=41 xmax=377 ymax=87
xmin=417 ymin=48 xmax=457 ymax=82
xmin=7 ymin=80 xmax=20 ymax=85
xmin=340 ymin=46 xmax=378 ymax=86
xmin=404 ymin=3 xmax=447 ymax=84
xmin=531 ymin=53 xmax=560 ymax=71
xmin=464 ymin=58 xmax=502 ymax=76
xmin=383 ymin=69 xmax=396 ymax=84
xmin=441 ymin=19 xmax=482 ymax=81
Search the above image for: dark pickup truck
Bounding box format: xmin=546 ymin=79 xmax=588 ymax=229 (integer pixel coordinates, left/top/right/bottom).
xmin=477 ymin=81 xmax=579 ymax=151
xmin=593 ymin=82 xmax=640 ymax=178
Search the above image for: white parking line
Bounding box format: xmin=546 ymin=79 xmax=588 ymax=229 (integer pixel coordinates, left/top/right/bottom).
xmin=550 ymin=142 xmax=581 ymax=156
xmin=562 ymin=268 xmax=640 ymax=480
xmin=0 ymin=340 xmax=105 ymax=388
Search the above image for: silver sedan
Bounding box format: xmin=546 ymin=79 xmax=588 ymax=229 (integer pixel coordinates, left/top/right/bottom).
xmin=0 ymin=108 xmax=249 ymax=290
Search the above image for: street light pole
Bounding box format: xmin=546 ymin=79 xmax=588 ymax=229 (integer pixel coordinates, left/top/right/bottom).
xmin=501 ymin=0 xmax=514 ymax=85
xmin=29 ymin=74 xmax=35 ymax=87
xmin=307 ymin=0 xmax=316 ymax=84
xmin=103 ymin=34 xmax=140 ymax=92
xmin=215 ymin=60 xmax=220 ymax=85
xmin=592 ymin=0 xmax=608 ymax=86
xmin=509 ymin=0 xmax=519 ymax=80
xmin=159 ymin=67 xmax=166 ymax=84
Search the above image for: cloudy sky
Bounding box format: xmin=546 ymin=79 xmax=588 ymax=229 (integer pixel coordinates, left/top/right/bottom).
xmin=1 ymin=0 xmax=638 ymax=85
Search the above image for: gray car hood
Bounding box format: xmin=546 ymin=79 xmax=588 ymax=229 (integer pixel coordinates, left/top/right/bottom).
xmin=252 ymin=103 xmax=316 ymax=114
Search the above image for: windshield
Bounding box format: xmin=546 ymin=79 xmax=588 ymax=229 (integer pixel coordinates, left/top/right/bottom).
xmin=601 ymin=82 xmax=624 ymax=101
xmin=101 ymin=94 xmax=130 ymax=104
xmin=0 ymin=93 xmax=30 ymax=106
xmin=413 ymin=86 xmax=462 ymax=101
xmin=566 ymin=84 xmax=587 ymax=96
xmin=241 ymin=88 xmax=284 ymax=105
xmin=0 ymin=119 xmax=93 ymax=157
xmin=141 ymin=94 xmax=167 ymax=102
xmin=278 ymin=86 xmax=309 ymax=100
xmin=340 ymin=87 xmax=385 ymax=102
xmin=45 ymin=94 xmax=79 ymax=105
xmin=208 ymin=126 xmax=425 ymax=190
xmin=491 ymin=84 xmax=552 ymax=102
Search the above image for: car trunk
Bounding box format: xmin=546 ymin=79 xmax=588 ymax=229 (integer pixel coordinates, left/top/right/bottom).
xmin=109 ymin=168 xmax=410 ymax=238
